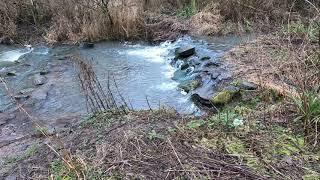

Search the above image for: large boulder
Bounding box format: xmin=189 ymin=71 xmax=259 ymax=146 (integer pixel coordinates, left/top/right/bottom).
xmin=175 ymin=46 xmax=195 ymax=58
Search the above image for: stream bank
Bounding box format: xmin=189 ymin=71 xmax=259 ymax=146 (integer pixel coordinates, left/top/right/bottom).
xmin=0 ymin=36 xmax=251 ymax=178
xmin=1 ymin=34 xmax=319 ymax=179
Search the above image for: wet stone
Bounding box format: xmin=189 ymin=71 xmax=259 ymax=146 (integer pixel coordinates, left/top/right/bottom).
xmin=200 ymin=56 xmax=211 ymax=61
xmin=6 ymin=71 xmax=17 ymax=76
xmin=80 ymin=42 xmax=94 ymax=49
xmin=175 ymin=46 xmax=196 ymax=58
xmin=14 ymin=94 xmax=30 ymax=100
xmin=19 ymin=88 xmax=35 ymax=95
xmin=180 ymin=63 xmax=190 ymax=70
xmin=33 ymin=74 xmax=47 ymax=86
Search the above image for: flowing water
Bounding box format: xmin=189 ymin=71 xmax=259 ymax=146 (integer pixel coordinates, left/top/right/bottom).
xmin=0 ymin=36 xmax=249 ymax=120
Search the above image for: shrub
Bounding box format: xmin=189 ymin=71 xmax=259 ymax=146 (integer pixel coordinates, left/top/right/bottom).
xmin=292 ymin=92 xmax=320 ymax=147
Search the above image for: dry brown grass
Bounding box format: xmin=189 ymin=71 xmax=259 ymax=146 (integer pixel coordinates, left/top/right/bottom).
xmin=0 ymin=0 xmax=189 ymax=43
xmin=224 ymin=35 xmax=319 ymax=96
xmin=1 ymin=0 xmax=317 ymax=43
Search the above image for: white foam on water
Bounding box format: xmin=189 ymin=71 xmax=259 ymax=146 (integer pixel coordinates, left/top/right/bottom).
xmin=0 ymin=48 xmax=33 ymax=62
xmin=153 ymin=82 xmax=178 ymax=91
xmin=126 ymin=46 xmax=168 ymax=63
xmin=125 ymin=40 xmax=174 ymax=63
xmin=161 ymin=65 xmax=176 ymax=78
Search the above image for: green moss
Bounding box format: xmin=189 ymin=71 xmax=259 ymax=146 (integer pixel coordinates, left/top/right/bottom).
xmin=269 ymin=133 xmax=304 ymax=156
xmin=148 ymin=130 xmax=165 ymax=140
xmin=234 ymin=105 xmax=252 ymax=115
xmin=245 ymin=156 xmax=268 ymax=174
xmin=225 ymin=137 xmax=246 ymax=154
xmin=81 ymin=111 xmax=125 ymax=129
xmin=178 ymin=80 xmax=200 ymax=93
xmin=302 ymin=174 xmax=320 ymax=180
xmin=210 ymin=90 xmax=234 ymax=105
xmin=187 ymin=119 xmax=206 ymax=129
xmin=199 ymin=138 xmax=218 ymax=149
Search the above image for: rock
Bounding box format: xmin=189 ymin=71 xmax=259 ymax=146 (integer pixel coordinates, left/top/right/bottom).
xmin=14 ymin=94 xmax=30 ymax=100
xmin=210 ymin=86 xmax=240 ymax=105
xmin=178 ymin=79 xmax=201 ymax=93
xmin=6 ymin=71 xmax=17 ymax=76
xmin=191 ymin=94 xmax=212 ymax=107
xmin=180 ymin=63 xmax=189 ymax=70
xmin=211 ymin=72 xmax=220 ymax=79
xmin=39 ymin=69 xmax=50 ymax=75
xmin=237 ymin=80 xmax=258 ymax=90
xmin=203 ymin=61 xmax=219 ymax=67
xmin=193 ymin=80 xmax=217 ymax=100
xmin=80 ymin=42 xmax=94 ymax=49
xmin=175 ymin=46 xmax=196 ymax=58
xmin=19 ymin=88 xmax=35 ymax=95
xmin=200 ymin=56 xmax=211 ymax=61
xmin=33 ymin=74 xmax=47 ymax=86
xmin=57 ymin=56 xmax=67 ymax=60
xmin=224 ymin=85 xmax=240 ymax=93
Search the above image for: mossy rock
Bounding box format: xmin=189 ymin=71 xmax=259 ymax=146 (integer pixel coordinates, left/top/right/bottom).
xmin=178 ymin=80 xmax=201 ymax=93
xmin=210 ymin=86 xmax=240 ymax=105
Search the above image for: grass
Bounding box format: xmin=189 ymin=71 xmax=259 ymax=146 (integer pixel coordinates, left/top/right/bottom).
xmin=281 ymin=20 xmax=320 ymax=42
xmin=292 ymin=92 xmax=320 ymax=147
xmin=4 ymin=144 xmax=39 ymax=165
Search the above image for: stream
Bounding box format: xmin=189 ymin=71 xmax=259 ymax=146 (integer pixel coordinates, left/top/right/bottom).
xmin=0 ymin=36 xmax=249 ymax=124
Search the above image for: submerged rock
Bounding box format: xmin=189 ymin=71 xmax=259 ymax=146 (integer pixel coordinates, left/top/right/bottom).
xmin=175 ymin=46 xmax=195 ymax=58
xmin=172 ymin=69 xmax=188 ymax=81
xmin=33 ymin=74 xmax=47 ymax=86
